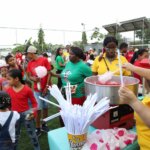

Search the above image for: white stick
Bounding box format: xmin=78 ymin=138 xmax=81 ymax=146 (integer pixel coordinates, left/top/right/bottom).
xmin=43 ymin=112 xmax=60 ymax=122
xmin=39 ymin=96 xmax=60 ymax=108
xmin=117 ymin=49 xmax=124 ymax=86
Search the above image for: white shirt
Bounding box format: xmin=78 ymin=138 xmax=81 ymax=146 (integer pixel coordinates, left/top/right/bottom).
xmin=0 ymin=111 xmax=20 ymax=143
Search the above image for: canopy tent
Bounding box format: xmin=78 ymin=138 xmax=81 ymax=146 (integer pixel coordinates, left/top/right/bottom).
xmin=103 ymin=17 xmax=150 ymax=33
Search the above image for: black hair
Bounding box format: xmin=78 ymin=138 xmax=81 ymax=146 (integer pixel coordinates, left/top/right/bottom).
xmin=43 ymin=53 xmax=48 ymax=57
xmin=119 ymin=42 xmax=128 ymax=50
xmin=0 ymin=91 xmax=11 ymax=110
xmin=8 ymin=69 xmax=25 ymax=84
xmin=89 ymin=54 xmax=95 ymax=60
xmin=24 ymin=79 xmax=32 ymax=88
xmin=103 ymin=36 xmax=118 ymax=47
xmin=55 ymin=47 xmax=62 ymax=60
xmin=5 ymin=54 xmax=13 ymax=63
xmin=70 ymin=46 xmax=85 ymax=60
xmin=130 ymin=49 xmax=148 ymax=64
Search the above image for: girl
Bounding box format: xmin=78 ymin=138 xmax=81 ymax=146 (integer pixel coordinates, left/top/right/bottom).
xmin=119 ymin=63 xmax=150 ymax=150
xmin=6 ymin=69 xmax=40 ymax=150
xmin=55 ymin=47 xmax=65 ymax=89
xmin=0 ymin=91 xmax=20 ymax=150
xmin=130 ymin=48 xmax=149 ymax=84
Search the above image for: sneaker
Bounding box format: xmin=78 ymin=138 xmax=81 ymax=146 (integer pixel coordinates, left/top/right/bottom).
xmin=35 ymin=128 xmax=42 ymax=137
xmin=41 ymin=124 xmax=49 ymax=132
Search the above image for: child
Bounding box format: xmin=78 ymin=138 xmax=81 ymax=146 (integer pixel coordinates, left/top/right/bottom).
xmin=0 ymin=91 xmax=20 ymax=150
xmin=119 ymin=62 xmax=150 ymax=150
xmin=6 ymin=69 xmax=40 ymax=150
xmin=0 ymin=61 xmax=9 ymax=91
xmin=5 ymin=54 xmax=24 ymax=78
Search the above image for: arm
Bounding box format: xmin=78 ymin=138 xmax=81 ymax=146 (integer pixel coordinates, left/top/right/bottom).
xmin=123 ymin=63 xmax=150 ymax=80
xmin=91 ymin=56 xmax=99 ymax=75
xmin=119 ymin=86 xmax=150 ymax=127
xmin=27 ymin=72 xmax=40 ymax=82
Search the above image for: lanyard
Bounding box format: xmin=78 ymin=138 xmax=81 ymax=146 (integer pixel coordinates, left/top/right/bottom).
xmin=103 ymin=57 xmax=110 ymax=71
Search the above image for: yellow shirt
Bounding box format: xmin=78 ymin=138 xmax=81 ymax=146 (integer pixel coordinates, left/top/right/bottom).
xmin=135 ymin=96 xmax=150 ymax=150
xmin=63 ymin=51 xmax=69 ymax=62
xmin=91 ymin=54 xmax=131 ymax=76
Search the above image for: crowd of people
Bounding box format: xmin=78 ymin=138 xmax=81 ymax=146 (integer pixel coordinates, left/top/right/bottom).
xmin=0 ymin=36 xmax=150 ymax=150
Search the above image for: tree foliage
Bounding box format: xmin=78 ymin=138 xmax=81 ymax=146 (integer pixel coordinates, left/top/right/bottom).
xmin=91 ymin=27 xmax=104 ymax=42
xmin=72 ymin=41 xmax=83 ymax=49
xmin=38 ymin=28 xmax=46 ymax=52
xmin=82 ymin=31 xmax=87 ymax=45
xmin=135 ymin=28 xmax=150 ymax=44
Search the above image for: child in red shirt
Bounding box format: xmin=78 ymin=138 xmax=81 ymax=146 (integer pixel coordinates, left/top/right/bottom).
xmin=6 ymin=69 xmax=40 ymax=150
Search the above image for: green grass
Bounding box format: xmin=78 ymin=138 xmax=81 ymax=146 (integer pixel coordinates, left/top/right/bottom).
xmin=18 ymin=77 xmax=61 ymax=150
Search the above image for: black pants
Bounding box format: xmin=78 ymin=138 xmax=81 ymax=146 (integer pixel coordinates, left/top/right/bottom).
xmin=56 ymin=70 xmax=63 ymax=89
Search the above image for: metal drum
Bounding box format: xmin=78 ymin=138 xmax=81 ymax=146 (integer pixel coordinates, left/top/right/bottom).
xmin=84 ymin=76 xmax=139 ymax=104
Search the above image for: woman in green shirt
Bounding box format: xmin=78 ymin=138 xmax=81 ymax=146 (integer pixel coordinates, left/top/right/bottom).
xmin=61 ymin=47 xmax=92 ymax=105
xmin=55 ymin=48 xmax=65 ymax=89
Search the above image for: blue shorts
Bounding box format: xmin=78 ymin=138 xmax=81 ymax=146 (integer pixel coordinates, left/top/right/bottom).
xmin=34 ymin=92 xmax=50 ymax=110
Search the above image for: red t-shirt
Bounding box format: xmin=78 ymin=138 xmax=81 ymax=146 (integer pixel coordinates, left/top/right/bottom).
xmin=27 ymin=57 xmax=51 ymax=92
xmin=6 ymin=85 xmax=37 ymax=113
xmin=125 ymin=51 xmax=134 ymax=62
xmin=133 ymin=60 xmax=142 ymax=84
xmin=15 ymin=52 xmax=23 ymax=64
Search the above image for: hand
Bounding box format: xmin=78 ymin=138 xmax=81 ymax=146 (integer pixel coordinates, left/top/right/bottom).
xmin=98 ymin=52 xmax=103 ymax=61
xmin=122 ymin=63 xmax=135 ymax=71
xmin=42 ymin=87 xmax=48 ymax=96
xmin=118 ymin=86 xmax=138 ymax=105
xmin=32 ymin=77 xmax=40 ymax=82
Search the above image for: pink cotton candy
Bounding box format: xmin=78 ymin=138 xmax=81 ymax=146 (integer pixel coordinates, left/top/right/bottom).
xmin=90 ymin=143 xmax=98 ymax=150
xmin=35 ymin=66 xmax=47 ymax=78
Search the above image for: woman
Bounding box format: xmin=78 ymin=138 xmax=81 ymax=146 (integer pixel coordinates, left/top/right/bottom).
xmin=130 ymin=48 xmax=149 ymax=84
xmin=55 ymin=48 xmax=65 ymax=89
xmin=92 ymin=36 xmax=131 ymax=76
xmin=119 ymin=63 xmax=150 ymax=150
xmin=61 ymin=46 xmax=92 ymax=105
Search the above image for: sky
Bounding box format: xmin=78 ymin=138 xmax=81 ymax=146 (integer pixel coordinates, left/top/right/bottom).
xmin=0 ymin=0 xmax=149 ymax=47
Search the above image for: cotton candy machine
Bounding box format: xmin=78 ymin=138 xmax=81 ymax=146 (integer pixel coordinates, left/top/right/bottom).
xmin=84 ymin=75 xmax=139 ymax=105
xmin=84 ymin=75 xmax=139 ymax=129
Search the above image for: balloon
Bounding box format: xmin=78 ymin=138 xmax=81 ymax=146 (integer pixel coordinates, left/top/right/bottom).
xmin=35 ymin=66 xmax=47 ymax=78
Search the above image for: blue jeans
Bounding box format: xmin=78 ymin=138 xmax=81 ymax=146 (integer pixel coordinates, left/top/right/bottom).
xmin=34 ymin=92 xmax=50 ymax=110
xmin=15 ymin=112 xmax=40 ymax=150
xmin=0 ymin=140 xmax=15 ymax=150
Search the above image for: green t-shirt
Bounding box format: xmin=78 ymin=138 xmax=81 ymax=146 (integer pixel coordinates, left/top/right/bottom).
xmin=56 ymin=55 xmax=65 ymax=70
xmin=61 ymin=60 xmax=92 ymax=98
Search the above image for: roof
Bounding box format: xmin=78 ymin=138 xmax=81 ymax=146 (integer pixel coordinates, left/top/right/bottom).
xmin=103 ymin=17 xmax=150 ymax=33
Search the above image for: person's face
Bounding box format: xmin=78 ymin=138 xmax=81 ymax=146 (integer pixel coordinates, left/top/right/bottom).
xmin=122 ymin=47 xmax=128 ymax=53
xmin=139 ymin=52 xmax=149 ymax=60
xmin=59 ymin=49 xmax=63 ymax=55
xmin=27 ymin=52 xmax=34 ymax=60
xmin=0 ymin=67 xmax=8 ymax=77
xmin=7 ymin=57 xmax=15 ymax=66
xmin=105 ymin=42 xmax=117 ymax=58
xmin=69 ymin=50 xmax=78 ymax=63
xmin=7 ymin=74 xmax=18 ymax=86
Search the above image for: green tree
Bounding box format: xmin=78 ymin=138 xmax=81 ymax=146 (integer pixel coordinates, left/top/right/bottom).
xmin=91 ymin=27 xmax=104 ymax=42
xmin=38 ymin=27 xmax=46 ymax=52
xmin=82 ymin=31 xmax=87 ymax=45
xmin=72 ymin=41 xmax=83 ymax=49
xmin=135 ymin=28 xmax=150 ymax=44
